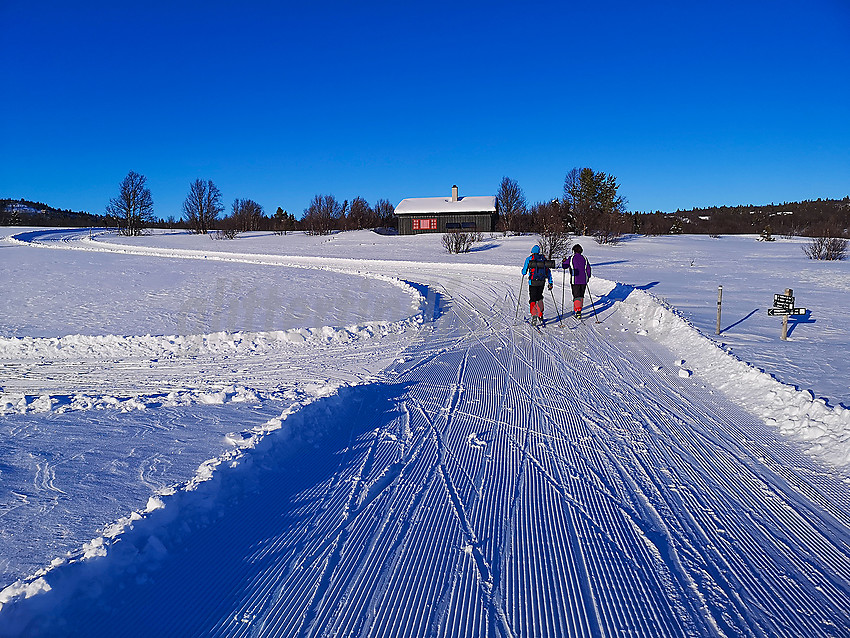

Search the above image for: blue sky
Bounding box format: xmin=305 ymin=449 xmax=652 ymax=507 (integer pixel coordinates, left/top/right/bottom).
xmin=2 ymin=0 xmax=849 ymax=219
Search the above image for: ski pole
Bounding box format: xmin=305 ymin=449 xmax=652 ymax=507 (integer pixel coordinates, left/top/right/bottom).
xmin=561 ymin=265 xmax=566 ymax=318
xmin=549 ymin=286 xmax=563 ymax=327
xmin=586 ymin=283 xmax=601 ymax=324
xmin=514 ymin=275 xmax=526 ymax=321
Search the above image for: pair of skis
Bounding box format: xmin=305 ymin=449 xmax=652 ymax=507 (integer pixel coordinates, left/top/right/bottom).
xmin=526 ymin=317 xmax=548 ymax=330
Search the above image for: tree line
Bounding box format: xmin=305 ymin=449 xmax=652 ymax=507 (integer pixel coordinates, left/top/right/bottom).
xmin=4 ymin=169 xmax=847 ymax=242
xmin=496 ymin=172 xmax=848 ymax=244
xmin=92 ymin=172 xmax=398 ymax=237
xmin=299 ymin=195 xmax=396 ymax=235
xmin=0 ymin=198 xmax=108 ymax=227
xmin=496 ymin=168 xmax=629 ymax=247
xmin=662 ymin=198 xmax=850 ymax=238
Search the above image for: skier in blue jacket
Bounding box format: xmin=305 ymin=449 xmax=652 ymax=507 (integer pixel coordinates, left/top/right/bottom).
xmin=522 ymin=245 xmax=553 ymax=326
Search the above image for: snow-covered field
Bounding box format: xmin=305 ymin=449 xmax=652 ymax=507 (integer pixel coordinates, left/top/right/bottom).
xmin=1 ymin=227 xmax=849 ymax=637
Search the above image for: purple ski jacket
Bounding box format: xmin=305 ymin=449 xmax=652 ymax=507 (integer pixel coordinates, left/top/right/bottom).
xmin=565 ymin=253 xmax=591 ymax=285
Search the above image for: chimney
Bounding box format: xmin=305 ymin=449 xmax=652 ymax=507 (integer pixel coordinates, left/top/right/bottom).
xmin=451 ymin=185 xmax=458 ymax=202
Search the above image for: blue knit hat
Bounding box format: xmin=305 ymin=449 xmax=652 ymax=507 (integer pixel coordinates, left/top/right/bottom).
xmin=531 ymin=245 xmax=540 ymax=253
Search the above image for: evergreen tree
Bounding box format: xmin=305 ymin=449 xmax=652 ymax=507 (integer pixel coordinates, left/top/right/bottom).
xmin=564 ymin=167 xmax=627 ymax=239
xmin=273 ymin=207 xmax=296 ymax=235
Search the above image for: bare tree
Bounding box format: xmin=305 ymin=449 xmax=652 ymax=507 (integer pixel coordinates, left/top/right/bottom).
xmin=532 ymin=200 xmax=571 ymax=259
xmin=106 ymin=171 xmax=154 ymax=236
xmin=183 ymin=179 xmax=223 ymax=234
xmin=442 ymin=231 xmax=479 ymax=254
xmin=803 ymin=234 xmax=848 ymax=260
xmin=231 ymin=198 xmax=265 ymax=232
xmin=303 ymin=194 xmax=343 ymax=235
xmin=593 ymin=210 xmax=629 ymax=244
xmin=373 ymin=199 xmax=396 ymax=229
xmin=211 ymin=220 xmax=240 ymax=240
xmin=496 ymin=176 xmax=527 ymax=235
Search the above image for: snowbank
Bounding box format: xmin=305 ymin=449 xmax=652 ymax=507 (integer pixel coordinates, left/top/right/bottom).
xmin=0 ymin=318 xmax=423 ymax=416
xmin=0 ymin=319 xmax=418 ymax=366
xmin=0 ymin=380 xmax=350 ymax=627
xmin=2 ymin=384 xmax=300 ymax=416
xmin=604 ymin=279 xmax=850 ymax=466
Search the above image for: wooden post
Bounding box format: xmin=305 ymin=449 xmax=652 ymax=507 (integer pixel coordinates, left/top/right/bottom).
xmin=781 ymin=288 xmax=792 ymax=340
xmin=716 ymin=285 xmax=723 ymax=335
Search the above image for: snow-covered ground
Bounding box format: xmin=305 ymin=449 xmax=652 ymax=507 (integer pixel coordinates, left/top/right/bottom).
xmin=1 ymin=227 xmax=849 ymax=637
xmin=56 ymin=227 xmax=848 ymax=407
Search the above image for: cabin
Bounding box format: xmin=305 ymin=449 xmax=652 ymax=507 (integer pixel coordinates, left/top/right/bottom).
xmin=395 ymin=185 xmax=497 ymax=235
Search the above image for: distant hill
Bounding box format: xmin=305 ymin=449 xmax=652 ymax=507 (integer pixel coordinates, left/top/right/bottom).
xmin=632 ymin=197 xmax=850 ymax=237
xmin=0 ymin=198 xmax=108 ymax=227
xmin=674 ymin=197 xmax=850 ymax=236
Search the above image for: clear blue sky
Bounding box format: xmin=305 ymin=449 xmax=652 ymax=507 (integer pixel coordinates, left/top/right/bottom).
xmin=2 ymin=0 xmax=849 ymax=219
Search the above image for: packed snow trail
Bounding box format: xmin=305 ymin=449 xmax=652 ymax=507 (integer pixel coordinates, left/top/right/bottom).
xmin=3 ymin=230 xmax=850 ymax=637
xmin=10 ymin=259 xmax=850 ymax=637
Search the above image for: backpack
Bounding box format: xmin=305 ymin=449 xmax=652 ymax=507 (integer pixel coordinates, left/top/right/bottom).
xmin=528 ymin=253 xmax=549 ymax=282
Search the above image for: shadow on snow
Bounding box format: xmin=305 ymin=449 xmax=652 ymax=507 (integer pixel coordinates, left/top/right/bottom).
xmin=5 ymin=381 xmax=414 ymax=637
xmin=589 ymin=281 xmax=659 ymax=317
xmin=591 ymin=259 xmax=629 ymax=267
xmin=401 ymin=280 xmax=446 ymax=324
xmin=468 ymin=242 xmax=501 ymax=252
xmin=721 ymin=308 xmax=760 ymax=334
xmin=786 ymin=309 xmax=816 ymax=337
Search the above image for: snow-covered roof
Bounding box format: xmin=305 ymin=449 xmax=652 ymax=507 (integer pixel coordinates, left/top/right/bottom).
xmin=395 ymin=195 xmax=496 ymax=215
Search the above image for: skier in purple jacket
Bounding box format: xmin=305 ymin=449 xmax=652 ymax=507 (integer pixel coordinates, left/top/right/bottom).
xmin=563 ymin=244 xmax=591 ymax=319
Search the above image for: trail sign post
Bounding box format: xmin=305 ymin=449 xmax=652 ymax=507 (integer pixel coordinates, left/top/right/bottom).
xmin=767 ymin=307 xmax=807 ymax=316
xmin=716 ymin=285 xmax=723 ymax=335
xmin=767 ymin=288 xmax=807 ymax=340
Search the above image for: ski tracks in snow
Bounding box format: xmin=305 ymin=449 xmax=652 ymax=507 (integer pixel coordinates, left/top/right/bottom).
xmin=208 ymin=270 xmax=850 ymax=638
xmin=4 ymin=238 xmax=850 ymax=637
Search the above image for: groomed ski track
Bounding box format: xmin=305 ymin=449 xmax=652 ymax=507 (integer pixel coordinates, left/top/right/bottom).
xmin=7 ymin=231 xmax=850 ymax=637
